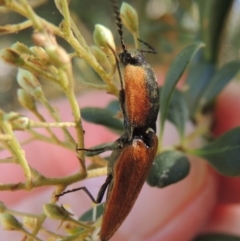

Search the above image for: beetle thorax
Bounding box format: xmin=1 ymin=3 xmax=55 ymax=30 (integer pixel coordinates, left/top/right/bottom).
xmin=119 ymin=49 xmax=146 ymax=66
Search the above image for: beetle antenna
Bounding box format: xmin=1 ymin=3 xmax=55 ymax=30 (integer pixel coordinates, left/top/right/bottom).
xmin=107 ymin=44 xmax=124 ymax=90
xmin=138 ymin=38 xmax=157 ymax=54
xmin=111 ymin=0 xmax=127 ymax=54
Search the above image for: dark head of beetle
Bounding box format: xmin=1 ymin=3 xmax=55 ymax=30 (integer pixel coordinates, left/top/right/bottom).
xmin=119 ymin=49 xmax=147 ymax=66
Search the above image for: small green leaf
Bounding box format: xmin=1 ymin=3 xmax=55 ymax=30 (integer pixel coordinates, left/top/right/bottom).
xmin=160 ymin=42 xmax=204 ymax=137
xmin=163 ymin=88 xmax=189 ymax=138
xmin=106 ymin=100 xmax=121 ymax=113
xmin=81 ymin=107 xmax=123 ymax=132
xmin=200 ymin=60 xmax=240 ymax=105
xmin=147 ymin=151 xmax=190 ymax=188
xmin=193 ymin=233 xmax=240 ymax=241
xmin=79 ymin=203 xmax=104 ymax=222
xmin=184 ymin=61 xmax=214 ymax=115
xmin=192 ymin=127 xmax=240 ymax=176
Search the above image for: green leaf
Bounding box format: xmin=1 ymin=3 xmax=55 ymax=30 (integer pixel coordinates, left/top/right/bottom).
xmin=147 ymin=151 xmax=190 ymax=188
xmin=106 ymin=100 xmax=121 ymax=113
xmin=163 ymin=88 xmax=189 ymax=138
xmin=160 ymin=42 xmax=204 ymax=137
xmin=79 ymin=203 xmax=104 ymax=222
xmin=193 ymin=233 xmax=240 ymax=241
xmin=200 ymin=60 xmax=240 ymax=105
xmin=81 ymin=107 xmax=123 ymax=132
xmin=192 ymin=127 xmax=240 ymax=176
xmin=196 ymin=0 xmax=234 ymax=62
xmin=184 ymin=61 xmax=214 ymax=115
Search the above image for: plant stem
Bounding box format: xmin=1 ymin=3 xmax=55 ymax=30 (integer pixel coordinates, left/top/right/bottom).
xmin=1 ymin=120 xmax=32 ymax=189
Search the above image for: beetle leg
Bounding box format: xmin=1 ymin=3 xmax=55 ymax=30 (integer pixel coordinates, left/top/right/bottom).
xmin=55 ymin=175 xmax=112 ymax=204
xmin=96 ymin=174 xmax=112 ymax=203
xmin=76 ymin=142 xmax=118 ymax=157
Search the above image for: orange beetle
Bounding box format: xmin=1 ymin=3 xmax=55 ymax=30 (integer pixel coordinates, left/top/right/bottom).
xmin=111 ymin=0 xmax=159 ymax=140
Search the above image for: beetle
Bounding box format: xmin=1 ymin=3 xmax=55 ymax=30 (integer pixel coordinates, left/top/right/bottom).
xmin=111 ymin=0 xmax=160 ymax=140
xmin=56 ymin=1 xmax=159 ymax=240
xmin=100 ymin=129 xmax=158 ymax=241
xmin=57 ymin=128 xmax=158 ymax=241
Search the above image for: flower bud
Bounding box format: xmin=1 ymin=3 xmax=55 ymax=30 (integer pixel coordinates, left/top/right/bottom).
xmin=29 ymin=46 xmax=49 ymax=61
xmin=0 ymin=49 xmax=25 ymax=67
xmin=4 ymin=112 xmax=31 ymax=130
xmin=17 ymin=69 xmax=42 ymax=99
xmin=11 ymin=42 xmax=32 ymax=55
xmin=43 ymin=204 xmax=70 ymax=220
xmin=32 ymin=31 xmax=70 ymax=67
xmin=47 ymin=66 xmax=58 ymax=79
xmin=13 ymin=116 xmax=30 ymax=130
xmin=120 ymin=2 xmax=139 ymax=35
xmin=93 ymin=24 xmax=116 ymax=52
xmin=32 ymin=32 xmax=48 ymax=47
xmin=17 ymin=89 xmax=36 ymax=111
xmin=45 ymin=45 xmax=70 ymax=67
xmin=0 ymin=213 xmax=22 ymax=230
xmin=23 ymin=216 xmax=37 ymax=229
